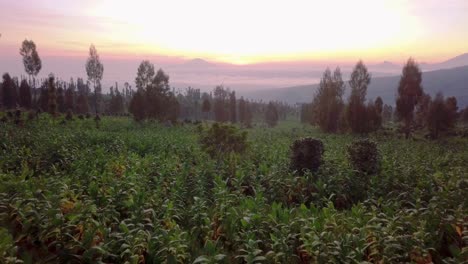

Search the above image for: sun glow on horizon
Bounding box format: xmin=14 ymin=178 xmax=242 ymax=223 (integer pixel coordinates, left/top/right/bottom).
xmin=84 ymin=0 xmax=425 ymax=64
xmin=0 ymin=0 xmax=467 ymax=65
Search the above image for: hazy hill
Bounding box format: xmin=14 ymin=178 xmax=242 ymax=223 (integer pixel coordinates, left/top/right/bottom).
xmin=243 ymin=65 xmax=468 ymax=108
xmin=427 ymin=53 xmax=468 ymax=70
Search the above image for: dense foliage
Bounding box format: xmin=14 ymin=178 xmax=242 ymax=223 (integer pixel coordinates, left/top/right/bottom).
xmin=199 ymin=122 xmax=248 ymax=159
xmin=346 ymin=139 xmax=380 ymax=175
xmin=289 ymin=137 xmax=324 ymax=174
xmin=0 ymin=115 xmax=466 ymax=263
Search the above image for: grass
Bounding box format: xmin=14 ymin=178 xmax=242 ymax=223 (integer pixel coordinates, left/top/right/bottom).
xmin=0 ymin=114 xmax=467 ymax=263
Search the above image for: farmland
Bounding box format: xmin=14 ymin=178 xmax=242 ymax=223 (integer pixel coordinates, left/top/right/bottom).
xmin=0 ymin=116 xmax=467 ymax=263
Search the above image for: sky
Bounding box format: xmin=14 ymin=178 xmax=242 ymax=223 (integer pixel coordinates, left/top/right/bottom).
xmin=0 ymin=0 xmax=467 ymax=90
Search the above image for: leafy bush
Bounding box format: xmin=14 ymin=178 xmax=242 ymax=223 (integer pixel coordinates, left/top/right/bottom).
xmin=199 ymin=123 xmax=248 ymax=159
xmin=347 ymin=139 xmax=380 ymax=174
xmin=290 ymin=137 xmax=324 ymax=173
xmin=0 ymin=117 xmax=466 ymax=263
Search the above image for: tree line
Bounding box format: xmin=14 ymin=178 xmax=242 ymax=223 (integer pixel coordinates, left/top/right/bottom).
xmin=301 ymin=59 xmax=467 ymax=138
xmin=2 ymin=39 xmax=466 ymax=133
xmin=1 ymin=39 xmax=296 ymax=127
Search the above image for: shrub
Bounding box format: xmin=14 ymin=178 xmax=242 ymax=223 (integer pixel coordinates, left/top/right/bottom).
xmin=289 ymin=137 xmax=324 ymax=174
xmin=199 ymin=123 xmax=248 ymax=159
xmin=347 ymin=139 xmax=380 ymax=174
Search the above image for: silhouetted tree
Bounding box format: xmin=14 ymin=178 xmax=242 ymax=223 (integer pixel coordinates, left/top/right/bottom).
xmin=427 ymin=93 xmax=447 ymax=138
xmin=265 ymin=102 xmax=279 ymax=127
xmin=202 ymin=98 xmax=211 ymax=114
xmin=244 ymin=101 xmax=253 ymax=128
xmin=366 ymin=101 xmax=380 ymax=131
xmin=47 ymin=74 xmax=57 ymax=115
xmin=135 ymin=60 xmax=155 ymax=91
xmin=76 ymin=78 xmax=90 ymax=114
xmin=229 ymin=91 xmax=237 ymax=123
xmin=415 ymin=93 xmax=431 ymax=129
xmin=147 ymin=69 xmax=175 ymax=120
xmin=38 ymin=81 xmax=48 ymax=111
xmin=347 ymin=61 xmax=371 ymax=134
xmin=57 ymin=85 xmax=65 ymax=113
xmin=65 ymin=79 xmax=75 ymax=112
xmin=76 ymin=92 xmax=88 ymax=114
xmin=312 ymin=67 xmax=345 ymax=133
xmin=129 ymin=90 xmax=146 ymax=122
xmin=238 ymin=96 xmax=246 ymax=125
xmin=19 ymin=39 xmax=41 ymax=84
xmin=396 ymin=58 xmax=424 ymax=138
xmin=1 ymin=73 xmax=17 ymax=109
xmin=374 ymin=97 xmax=383 ymax=128
xmin=445 ymin=96 xmax=458 ymax=128
xmin=109 ymin=86 xmax=125 ymax=114
xmin=129 ymin=63 xmax=178 ymax=122
xmin=19 ymin=79 xmax=32 ymax=109
xmin=213 ymin=85 xmax=229 ymax=122
xmin=86 ymin=44 xmax=104 ymax=114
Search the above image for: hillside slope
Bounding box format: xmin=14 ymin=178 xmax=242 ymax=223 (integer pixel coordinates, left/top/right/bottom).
xmin=244 ymin=65 xmax=468 ymax=107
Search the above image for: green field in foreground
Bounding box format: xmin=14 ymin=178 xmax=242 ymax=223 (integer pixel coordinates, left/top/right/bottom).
xmin=0 ymin=116 xmax=467 ymax=263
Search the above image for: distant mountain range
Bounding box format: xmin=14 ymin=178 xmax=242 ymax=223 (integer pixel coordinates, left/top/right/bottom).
xmin=365 ymin=53 xmax=468 ymax=74
xmin=243 ymin=65 xmax=468 ymax=108
xmin=428 ymin=53 xmax=468 ymax=70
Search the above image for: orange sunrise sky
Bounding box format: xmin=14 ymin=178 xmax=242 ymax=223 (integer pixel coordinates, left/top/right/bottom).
xmin=1 ymin=0 xmax=467 ymax=64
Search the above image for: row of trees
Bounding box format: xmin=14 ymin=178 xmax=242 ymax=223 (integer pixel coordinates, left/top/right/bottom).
xmin=128 ymin=61 xmax=179 ymax=122
xmin=301 ymin=63 xmax=385 ymax=134
xmin=0 ymin=73 xmax=134 ymax=115
xmin=0 ymin=40 xmax=106 ymax=114
xmin=176 ymin=85 xmax=293 ymax=127
xmin=302 ymin=59 xmax=465 ymax=138
xmin=2 ymin=39 xmax=294 ymax=126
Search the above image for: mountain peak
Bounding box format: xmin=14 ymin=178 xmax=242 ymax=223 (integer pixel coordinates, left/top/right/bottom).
xmin=184 ymin=58 xmax=213 ymax=67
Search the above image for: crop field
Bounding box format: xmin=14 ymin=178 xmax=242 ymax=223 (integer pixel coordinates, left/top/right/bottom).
xmin=0 ymin=116 xmax=467 ymax=263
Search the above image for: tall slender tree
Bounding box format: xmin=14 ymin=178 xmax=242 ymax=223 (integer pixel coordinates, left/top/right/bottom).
xmin=65 ymin=79 xmax=75 ymax=112
xmin=135 ymin=60 xmax=155 ymax=91
xmin=86 ymin=44 xmax=104 ymax=114
xmin=426 ymin=93 xmax=458 ymax=138
xmin=229 ymin=91 xmax=237 ymax=123
xmin=47 ymin=74 xmax=57 ymax=115
xmin=19 ymin=79 xmax=32 ymax=109
xmin=374 ymin=97 xmax=383 ymax=129
xmin=57 ymin=85 xmax=65 ymax=113
xmin=238 ymin=96 xmax=246 ymax=125
xmin=19 ymin=39 xmax=42 ymax=85
xmin=347 ymin=61 xmax=371 ymax=134
xmin=396 ymin=58 xmax=423 ymax=138
xmin=265 ymin=102 xmax=279 ymax=127
xmin=1 ymin=73 xmax=17 ymax=109
xmin=312 ymin=67 xmax=345 ymax=133
xmin=202 ymin=98 xmax=211 ymax=113
xmin=213 ymin=85 xmax=229 ymax=122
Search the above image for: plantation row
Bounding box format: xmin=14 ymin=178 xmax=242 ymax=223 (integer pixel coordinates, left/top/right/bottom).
xmin=0 ymin=116 xmax=466 ymax=263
